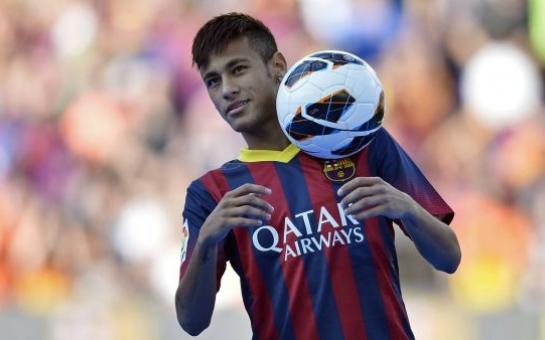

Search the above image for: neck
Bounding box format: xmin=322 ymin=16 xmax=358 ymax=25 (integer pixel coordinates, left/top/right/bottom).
xmin=242 ymin=121 xmax=291 ymax=151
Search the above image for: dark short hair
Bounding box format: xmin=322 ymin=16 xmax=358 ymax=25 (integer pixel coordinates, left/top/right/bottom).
xmin=192 ymin=13 xmax=278 ymax=69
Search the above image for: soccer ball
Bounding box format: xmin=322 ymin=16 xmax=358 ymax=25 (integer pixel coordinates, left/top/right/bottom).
xmin=276 ymin=50 xmax=384 ymax=159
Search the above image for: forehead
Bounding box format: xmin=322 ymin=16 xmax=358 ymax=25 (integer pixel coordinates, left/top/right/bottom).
xmin=199 ymin=37 xmax=263 ymax=75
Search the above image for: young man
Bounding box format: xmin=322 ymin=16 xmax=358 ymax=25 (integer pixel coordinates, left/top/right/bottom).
xmin=175 ymin=13 xmax=461 ymax=340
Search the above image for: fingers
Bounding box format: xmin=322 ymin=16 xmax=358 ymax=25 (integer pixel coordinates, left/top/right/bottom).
xmin=201 ymin=184 xmax=274 ymax=245
xmin=219 ymin=184 xmax=275 ymax=229
xmin=229 ymin=194 xmax=274 ymax=213
xmin=337 ymin=177 xmax=383 ymax=197
xmin=353 ymin=205 xmax=384 ymax=220
xmin=227 ymin=183 xmax=272 ymax=198
xmin=344 ymin=194 xmax=387 ymax=215
xmin=340 ymin=185 xmax=385 ymax=208
xmin=225 ymin=205 xmax=272 ymax=221
xmin=224 ymin=216 xmax=265 ymax=228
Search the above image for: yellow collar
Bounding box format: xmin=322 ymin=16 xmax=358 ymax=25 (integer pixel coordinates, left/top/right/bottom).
xmin=238 ymin=144 xmax=300 ymax=163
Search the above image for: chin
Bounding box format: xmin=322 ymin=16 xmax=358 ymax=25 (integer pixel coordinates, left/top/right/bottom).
xmin=228 ymin=119 xmax=251 ymax=132
xmin=232 ymin=123 xmax=255 ymax=133
xmin=228 ymin=107 xmax=272 ymax=133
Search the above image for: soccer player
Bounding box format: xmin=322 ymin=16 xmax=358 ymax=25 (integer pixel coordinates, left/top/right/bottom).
xmin=175 ymin=13 xmax=461 ymax=340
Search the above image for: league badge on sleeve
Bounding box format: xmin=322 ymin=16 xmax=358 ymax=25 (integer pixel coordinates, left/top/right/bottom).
xmin=323 ymin=158 xmax=356 ymax=182
xmin=180 ymin=219 xmax=190 ymax=263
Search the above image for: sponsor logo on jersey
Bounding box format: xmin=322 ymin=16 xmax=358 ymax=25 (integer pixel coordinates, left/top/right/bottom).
xmin=251 ymin=203 xmax=364 ymax=262
xmin=323 ymin=158 xmax=356 ymax=182
xmin=180 ymin=219 xmax=190 ymax=263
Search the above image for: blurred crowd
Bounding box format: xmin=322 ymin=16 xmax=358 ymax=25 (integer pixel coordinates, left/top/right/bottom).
xmin=0 ymin=0 xmax=544 ymax=339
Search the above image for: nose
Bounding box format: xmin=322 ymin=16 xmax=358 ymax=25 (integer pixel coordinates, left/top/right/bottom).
xmin=222 ymin=75 xmax=240 ymax=100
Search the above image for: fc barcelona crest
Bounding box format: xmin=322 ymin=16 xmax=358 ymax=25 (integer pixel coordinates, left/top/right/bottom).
xmin=323 ymin=158 xmax=356 ymax=182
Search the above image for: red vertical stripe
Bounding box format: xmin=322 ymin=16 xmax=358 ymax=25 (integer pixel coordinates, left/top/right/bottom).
xmin=201 ymin=172 xmax=230 ymax=290
xmin=203 ymin=170 xmax=281 ymax=340
xmin=355 ymin=151 xmax=409 ymax=340
xmin=231 ymin=229 xmax=281 ymax=340
xmin=247 ymin=162 xmax=321 ymax=340
xmin=200 ymin=171 xmax=226 ymax=201
xmin=299 ymin=153 xmax=368 ymax=340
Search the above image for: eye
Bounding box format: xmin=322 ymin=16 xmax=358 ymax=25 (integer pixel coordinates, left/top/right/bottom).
xmin=205 ymin=77 xmax=220 ymax=88
xmin=232 ymin=65 xmax=247 ymax=75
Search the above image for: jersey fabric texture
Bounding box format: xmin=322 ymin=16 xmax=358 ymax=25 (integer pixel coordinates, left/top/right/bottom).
xmin=179 ymin=127 xmax=454 ymax=340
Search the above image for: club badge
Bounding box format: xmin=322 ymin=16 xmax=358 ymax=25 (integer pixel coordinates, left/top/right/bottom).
xmin=323 ymin=158 xmax=356 ymax=182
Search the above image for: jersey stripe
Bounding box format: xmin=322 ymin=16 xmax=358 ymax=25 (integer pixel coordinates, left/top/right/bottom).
xmin=298 ymin=152 xmax=368 ymax=340
xmin=355 ymin=150 xmax=411 ymax=340
xmin=220 ymin=164 xmax=296 ymax=340
xmin=377 ymin=219 xmax=414 ymax=338
xmin=200 ymin=172 xmax=225 ymax=201
xmin=247 ymin=161 xmax=322 ymax=340
xmin=364 ymin=218 xmax=412 ymax=340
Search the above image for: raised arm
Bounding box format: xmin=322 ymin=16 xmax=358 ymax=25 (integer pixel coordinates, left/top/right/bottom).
xmin=338 ymin=176 xmax=461 ymax=273
xmin=175 ymin=183 xmax=273 ymax=335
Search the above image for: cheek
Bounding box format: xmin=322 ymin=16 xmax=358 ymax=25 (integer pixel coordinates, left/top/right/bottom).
xmin=256 ymin=80 xmax=277 ymax=103
xmin=208 ymin=91 xmax=223 ymax=111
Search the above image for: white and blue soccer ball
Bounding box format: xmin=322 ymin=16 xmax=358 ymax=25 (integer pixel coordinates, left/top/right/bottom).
xmin=276 ymin=50 xmax=384 ymax=159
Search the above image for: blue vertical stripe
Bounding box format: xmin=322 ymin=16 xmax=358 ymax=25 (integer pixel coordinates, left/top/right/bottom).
xmin=377 ymin=219 xmax=415 ymax=339
xmin=274 ymin=157 xmax=345 ymax=340
xmin=222 ymin=164 xmax=297 ymax=340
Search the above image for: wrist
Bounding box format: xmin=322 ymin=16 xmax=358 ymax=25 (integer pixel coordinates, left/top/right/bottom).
xmin=195 ymin=237 xmax=216 ymax=263
xmin=196 ymin=232 xmax=213 ymax=250
xmin=401 ymin=193 xmax=420 ymax=220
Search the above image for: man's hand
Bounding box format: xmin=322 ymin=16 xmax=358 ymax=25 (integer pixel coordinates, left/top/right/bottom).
xmin=337 ymin=176 xmax=416 ymax=220
xmin=198 ymin=183 xmax=274 ymax=247
xmin=338 ymin=176 xmax=461 ymax=273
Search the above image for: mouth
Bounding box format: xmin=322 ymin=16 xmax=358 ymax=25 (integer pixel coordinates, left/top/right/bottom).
xmin=226 ymin=99 xmax=250 ymax=116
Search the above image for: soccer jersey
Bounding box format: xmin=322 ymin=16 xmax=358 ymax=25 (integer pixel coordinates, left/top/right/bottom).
xmin=179 ymin=127 xmax=454 ymax=340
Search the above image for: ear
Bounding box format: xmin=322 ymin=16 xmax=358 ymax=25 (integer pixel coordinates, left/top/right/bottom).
xmin=268 ymin=51 xmax=287 ymax=82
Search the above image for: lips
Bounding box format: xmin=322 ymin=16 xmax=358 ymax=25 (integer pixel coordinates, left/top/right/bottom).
xmin=226 ymin=99 xmax=250 ymax=115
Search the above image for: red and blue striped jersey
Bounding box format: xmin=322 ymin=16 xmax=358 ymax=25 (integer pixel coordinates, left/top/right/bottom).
xmin=179 ymin=128 xmax=454 ymax=340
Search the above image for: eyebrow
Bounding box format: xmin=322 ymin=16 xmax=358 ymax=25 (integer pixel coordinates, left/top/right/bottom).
xmin=202 ymin=57 xmax=251 ymax=80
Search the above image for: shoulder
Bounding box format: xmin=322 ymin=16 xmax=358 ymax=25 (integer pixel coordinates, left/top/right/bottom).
xmin=357 ymin=127 xmax=399 ymax=162
xmin=187 ymin=158 xmax=243 ymax=201
xmin=185 ymin=177 xmax=215 ymax=205
xmin=368 ymin=127 xmax=410 ymax=156
xmin=368 ymin=127 xmax=397 ymax=149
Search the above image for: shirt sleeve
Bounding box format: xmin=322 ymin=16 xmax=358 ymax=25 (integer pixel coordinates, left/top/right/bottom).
xmin=179 ymin=179 xmax=228 ymax=291
xmin=369 ymin=128 xmax=454 ymax=225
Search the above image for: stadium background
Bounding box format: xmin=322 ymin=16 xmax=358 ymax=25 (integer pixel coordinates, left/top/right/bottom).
xmin=1 ymin=0 xmax=544 ymax=339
